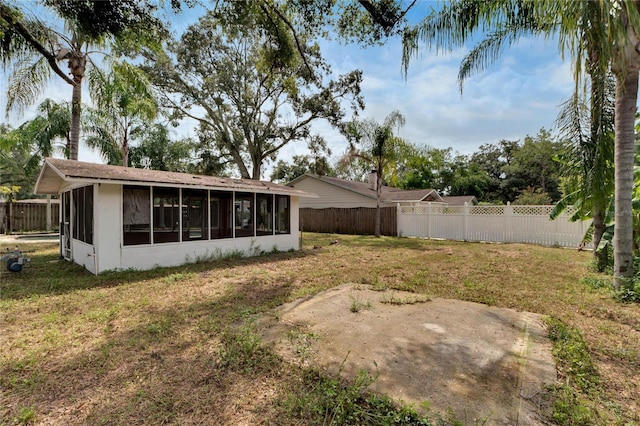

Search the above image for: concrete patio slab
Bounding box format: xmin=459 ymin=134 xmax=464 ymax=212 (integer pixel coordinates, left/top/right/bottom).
xmin=260 ymin=283 xmax=557 ymax=425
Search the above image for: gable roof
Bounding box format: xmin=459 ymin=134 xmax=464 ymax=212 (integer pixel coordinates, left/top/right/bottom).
xmin=35 ymin=158 xmax=316 ymax=198
xmin=287 ymin=174 xmax=442 ymax=203
xmin=442 ymin=195 xmax=478 ymax=206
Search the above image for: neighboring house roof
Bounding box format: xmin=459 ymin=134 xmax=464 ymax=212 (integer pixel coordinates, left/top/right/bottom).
xmin=287 ymin=174 xmax=442 ymax=203
xmin=35 ymin=158 xmax=317 ymax=198
xmin=442 ymin=195 xmax=478 ymax=206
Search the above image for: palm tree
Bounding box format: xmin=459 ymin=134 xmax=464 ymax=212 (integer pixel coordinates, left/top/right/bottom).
xmin=0 ymin=3 xmax=105 ymax=160
xmin=553 ymin=78 xmax=615 ymax=271
xmin=342 ymin=110 xmax=406 ymax=237
xmin=86 ymin=61 xmax=157 ymax=166
xmin=401 ymin=0 xmax=640 ymax=289
xmin=18 ymin=98 xmax=71 ymax=230
xmin=20 ymin=99 xmax=71 ymax=164
xmin=0 ymin=1 xmax=163 ymax=161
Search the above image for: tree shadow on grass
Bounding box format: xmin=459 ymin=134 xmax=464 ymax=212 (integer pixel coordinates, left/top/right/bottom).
xmin=0 ymin=244 xmax=319 ymax=301
xmin=1 ymin=273 xmax=295 ymax=424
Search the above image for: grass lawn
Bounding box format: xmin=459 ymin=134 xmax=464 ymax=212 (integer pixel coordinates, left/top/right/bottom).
xmin=1 ymin=233 xmax=638 ymax=425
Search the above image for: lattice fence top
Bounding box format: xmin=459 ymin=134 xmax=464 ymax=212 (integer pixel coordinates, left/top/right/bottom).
xmin=398 ymin=203 xmax=580 ymax=218
xmin=512 ymin=205 xmax=553 ymax=215
xmin=400 ymin=205 xmax=426 ymax=214
xmin=469 ymin=205 xmax=504 ymax=215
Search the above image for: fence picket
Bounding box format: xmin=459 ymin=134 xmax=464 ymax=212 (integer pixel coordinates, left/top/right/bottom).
xmin=397 ymin=203 xmax=591 ymax=248
xmin=0 ymin=201 xmax=60 ymax=233
xmin=300 ymin=207 xmax=397 ymax=236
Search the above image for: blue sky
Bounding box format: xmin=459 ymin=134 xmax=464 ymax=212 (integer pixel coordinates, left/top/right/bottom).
xmin=1 ymin=1 xmax=575 ymax=176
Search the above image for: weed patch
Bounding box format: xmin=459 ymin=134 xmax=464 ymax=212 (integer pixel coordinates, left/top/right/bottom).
xmin=545 ymin=317 xmax=603 ymax=425
xmin=277 ymin=368 xmax=432 ymax=425
xmin=380 ymin=293 xmax=431 ymax=305
xmin=162 ymin=272 xmax=193 ymax=284
xmin=349 ymin=295 xmax=372 ymax=313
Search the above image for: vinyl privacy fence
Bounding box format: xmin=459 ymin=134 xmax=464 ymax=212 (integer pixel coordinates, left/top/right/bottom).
xmin=397 ymin=203 xmax=592 ymax=248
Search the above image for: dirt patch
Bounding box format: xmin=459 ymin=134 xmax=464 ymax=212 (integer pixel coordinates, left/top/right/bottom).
xmin=259 ymin=283 xmax=557 ymax=425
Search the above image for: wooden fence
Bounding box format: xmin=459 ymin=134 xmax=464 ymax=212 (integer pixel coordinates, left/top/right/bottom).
xmin=397 ymin=203 xmax=591 ymax=248
xmin=300 ymin=207 xmax=397 ymax=236
xmin=0 ymin=200 xmax=60 ymax=233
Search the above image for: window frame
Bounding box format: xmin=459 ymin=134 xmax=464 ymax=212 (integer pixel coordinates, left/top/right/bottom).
xmin=123 ymin=185 xmax=151 ymax=246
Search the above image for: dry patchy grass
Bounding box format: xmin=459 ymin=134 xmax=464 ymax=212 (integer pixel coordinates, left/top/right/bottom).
xmin=0 ymin=234 xmax=638 ymax=425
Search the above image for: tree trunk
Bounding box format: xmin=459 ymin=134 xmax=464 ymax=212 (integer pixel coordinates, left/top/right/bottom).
xmin=251 ymin=162 xmax=261 ymax=180
xmin=69 ymin=80 xmax=82 ymax=161
xmin=122 ymin=135 xmax=129 ymax=167
xmin=375 ymin=173 xmax=382 ymax=237
xmin=592 ymin=203 xmax=608 ymax=272
xmin=613 ymin=68 xmax=639 ymax=289
xmin=68 ymin=53 xmax=86 ymax=161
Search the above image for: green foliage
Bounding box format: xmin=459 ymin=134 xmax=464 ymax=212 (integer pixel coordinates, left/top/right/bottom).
xmin=342 ymin=110 xmax=406 ymax=188
xmin=215 ymin=321 xmax=279 ymax=374
xmin=271 ymin=134 xmax=334 ymax=182
xmin=44 ymin=0 xmax=163 ymax=40
xmin=550 ymin=384 xmax=596 ymax=426
xmin=613 ymin=276 xmax=640 ymax=303
xmin=85 ymin=61 xmax=158 ymax=166
xmin=0 ymin=125 xmax=38 ymax=199
xmin=388 ymin=129 xmax=561 ymax=203
xmin=0 ymin=0 xmax=167 ymax=160
xmin=15 ymin=406 xmax=36 ymax=424
xmin=336 ymin=0 xmax=416 ymax=45
xmin=161 ymin=272 xmax=193 ymax=284
xmin=143 ymin=5 xmax=362 ymax=179
xmin=512 ymin=187 xmax=552 ymax=205
xmin=580 ymin=276 xmax=610 ymax=290
xmin=280 ymin=368 xmax=432 ymax=425
xmin=546 ymin=318 xmax=599 ymax=394
xmin=545 ymin=317 xmax=602 ymax=424
xmin=128 ymin=124 xmax=197 ymax=173
xmin=349 ymin=296 xmax=372 ymax=313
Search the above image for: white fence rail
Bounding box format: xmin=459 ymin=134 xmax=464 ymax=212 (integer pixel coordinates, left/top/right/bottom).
xmin=397 ymin=203 xmax=592 ymax=248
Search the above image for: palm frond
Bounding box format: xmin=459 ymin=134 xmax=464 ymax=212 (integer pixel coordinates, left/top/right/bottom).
xmin=6 ymin=57 xmax=51 ymax=115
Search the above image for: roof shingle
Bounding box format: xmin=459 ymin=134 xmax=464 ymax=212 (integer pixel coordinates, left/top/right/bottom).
xmin=36 ymin=158 xmax=315 ymax=198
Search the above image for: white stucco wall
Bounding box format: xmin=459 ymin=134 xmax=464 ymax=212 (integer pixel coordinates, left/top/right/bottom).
xmin=119 ymin=233 xmax=298 ymax=271
xmin=94 ymin=184 xmax=122 ymax=273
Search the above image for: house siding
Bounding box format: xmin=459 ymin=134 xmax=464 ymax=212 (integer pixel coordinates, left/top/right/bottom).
xmin=291 ymin=176 xmax=396 ymax=208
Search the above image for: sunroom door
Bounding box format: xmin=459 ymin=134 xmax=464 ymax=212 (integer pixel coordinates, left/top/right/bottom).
xmin=61 ymin=191 xmax=71 ymax=260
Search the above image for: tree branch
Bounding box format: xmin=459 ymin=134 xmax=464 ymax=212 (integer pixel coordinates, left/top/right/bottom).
xmin=259 ymin=1 xmax=314 ymax=79
xmin=0 ymin=4 xmax=75 ymax=86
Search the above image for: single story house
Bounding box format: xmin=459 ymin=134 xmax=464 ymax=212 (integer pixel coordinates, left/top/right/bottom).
xmin=35 ymin=158 xmax=315 ymax=274
xmin=287 ymin=173 xmax=443 ymax=209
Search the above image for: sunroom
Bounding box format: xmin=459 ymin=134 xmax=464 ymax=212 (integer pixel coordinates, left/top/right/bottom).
xmin=35 ymin=158 xmax=315 ymax=274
